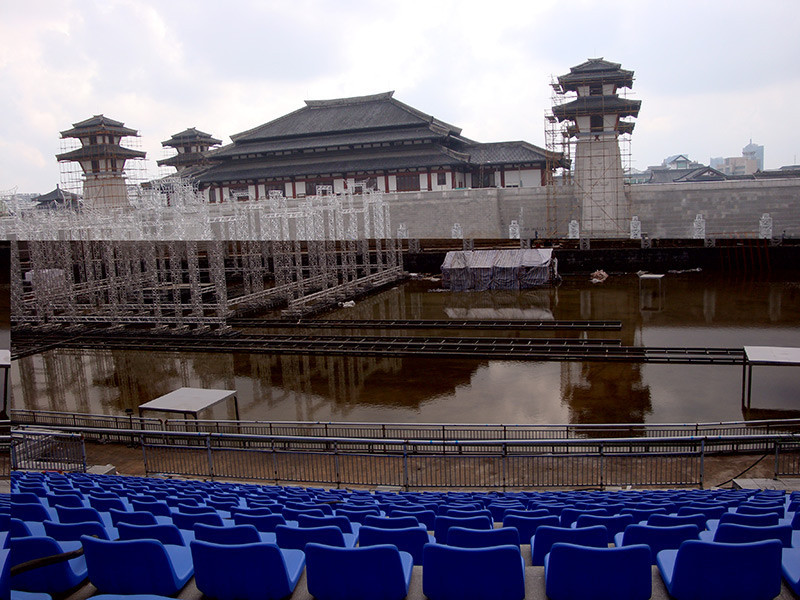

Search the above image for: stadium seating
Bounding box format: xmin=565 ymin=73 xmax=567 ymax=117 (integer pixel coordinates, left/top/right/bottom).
xmin=422 ymin=543 xmax=525 ymax=600
xmin=545 ymin=542 xmax=651 ymax=600
xmin=190 ymin=540 xmax=305 ymax=600
xmin=657 ymin=539 xmax=782 ymax=600
xmin=305 ymin=543 xmax=412 ymax=600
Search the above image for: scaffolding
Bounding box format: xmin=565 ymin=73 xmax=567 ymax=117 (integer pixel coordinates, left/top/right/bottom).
xmin=7 ymin=181 xmax=404 ymax=327
xmin=545 ymin=73 xmax=636 ymax=238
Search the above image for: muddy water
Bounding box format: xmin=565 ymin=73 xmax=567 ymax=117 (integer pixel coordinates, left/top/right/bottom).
xmin=10 ymin=272 xmax=800 ymax=425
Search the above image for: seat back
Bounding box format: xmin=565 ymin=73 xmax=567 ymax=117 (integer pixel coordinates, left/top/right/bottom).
xmin=80 ymin=535 xmax=188 ymax=596
xmin=335 ymin=507 xmax=381 ymax=524
xmin=647 ymin=513 xmax=707 ymax=530
xmin=713 ymin=523 xmax=792 ymax=547
xmin=44 ymin=520 xmax=110 ymax=541
xmin=618 ymin=524 xmax=699 ymax=563
xmin=109 ymin=508 xmax=158 ymax=527
xmin=297 ymin=514 xmax=354 ymax=534
xmin=233 ymin=513 xmax=287 ymax=532
xmin=433 ymin=515 xmax=492 ymax=543
xmin=363 ymin=515 xmax=419 ymax=529
xmin=55 ymin=505 xmax=104 ymax=525
xmin=574 ymin=514 xmax=634 ymax=542
xmin=677 ymin=504 xmax=727 ymax=520
xmin=117 ymin=522 xmax=186 ymax=546
xmin=171 ymin=510 xmax=223 ymax=530
xmin=88 ymin=496 xmax=126 ymax=513
xmin=358 ymin=525 xmax=430 ymax=565
xmin=718 ymin=512 xmax=779 ymax=528
xmin=190 ymin=540 xmax=298 ymax=600
xmin=531 ymin=525 xmax=607 ymax=566
xmin=275 ymin=525 xmax=346 ymax=550
xmin=10 ymin=536 xmax=87 ymax=595
xmin=422 ymin=543 xmax=524 ymax=600
xmin=306 ymin=543 xmax=411 ymax=600
xmin=737 ymin=504 xmax=784 ymax=517
xmin=447 ymin=526 xmax=520 ymax=548
xmin=194 ymin=523 xmax=261 ymax=545
xmin=663 ymin=539 xmax=782 ymax=600
xmin=130 ymin=499 xmax=173 ymax=517
xmin=12 ymin=503 xmax=51 ymax=522
xmin=392 ymin=509 xmax=436 ymax=530
xmin=502 ymin=515 xmax=559 ymax=541
xmin=545 ymin=542 xmax=651 ymax=600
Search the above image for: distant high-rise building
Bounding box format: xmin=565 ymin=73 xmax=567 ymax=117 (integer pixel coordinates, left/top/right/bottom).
xmin=742 ymin=140 xmax=764 ymax=171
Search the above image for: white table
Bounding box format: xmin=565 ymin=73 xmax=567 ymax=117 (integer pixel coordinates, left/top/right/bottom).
xmin=138 ymin=387 xmax=239 ymax=421
xmin=741 ymin=347 xmax=800 ymax=408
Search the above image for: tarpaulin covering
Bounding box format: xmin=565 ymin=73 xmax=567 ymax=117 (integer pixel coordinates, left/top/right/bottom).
xmin=441 ymin=249 xmax=557 ymax=291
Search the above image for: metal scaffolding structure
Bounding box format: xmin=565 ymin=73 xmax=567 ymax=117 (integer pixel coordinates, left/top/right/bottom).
xmin=7 ymin=180 xmax=404 ymax=327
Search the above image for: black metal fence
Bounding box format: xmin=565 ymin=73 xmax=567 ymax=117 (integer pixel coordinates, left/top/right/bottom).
xmin=11 ymin=430 xmax=86 ymax=473
xmin=138 ymin=431 xmax=710 ymax=489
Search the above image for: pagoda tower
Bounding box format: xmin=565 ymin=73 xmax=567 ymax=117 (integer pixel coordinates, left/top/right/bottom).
xmin=56 ymin=115 xmax=146 ymax=209
xmin=552 ymin=59 xmax=641 ymax=237
xmin=157 ymin=127 xmax=221 ymax=173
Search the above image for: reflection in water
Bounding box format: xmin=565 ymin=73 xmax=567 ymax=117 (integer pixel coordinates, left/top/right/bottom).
xmin=10 ymin=273 xmax=800 ymax=425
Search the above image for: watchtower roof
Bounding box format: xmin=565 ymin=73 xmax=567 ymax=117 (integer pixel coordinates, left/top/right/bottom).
xmin=557 ymin=58 xmax=635 ymax=91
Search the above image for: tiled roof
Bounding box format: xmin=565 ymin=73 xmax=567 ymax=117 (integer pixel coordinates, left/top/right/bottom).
xmin=196 ymin=147 xmax=471 ymax=184
xmin=162 ymin=128 xmax=222 ymax=147
xmin=231 ymin=92 xmax=462 ymax=142
xmin=552 ymin=96 xmax=641 ymax=120
xmin=56 ymin=144 xmax=146 ymax=162
xmin=60 ymin=115 xmax=139 ymax=138
xmin=210 ymin=126 xmax=444 ymax=159
xmin=557 ymin=58 xmax=635 ymax=90
xmin=464 ymin=142 xmax=551 ymax=165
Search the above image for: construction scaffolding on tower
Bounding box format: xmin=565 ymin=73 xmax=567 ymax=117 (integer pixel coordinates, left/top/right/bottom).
xmin=545 ymin=70 xmax=636 ymax=238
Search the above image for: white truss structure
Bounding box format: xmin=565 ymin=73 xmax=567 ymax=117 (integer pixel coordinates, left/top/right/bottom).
xmin=8 ymin=178 xmax=404 ymax=327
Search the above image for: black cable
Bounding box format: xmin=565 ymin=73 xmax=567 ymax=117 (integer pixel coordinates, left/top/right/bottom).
xmin=712 ymin=452 xmax=770 ymax=489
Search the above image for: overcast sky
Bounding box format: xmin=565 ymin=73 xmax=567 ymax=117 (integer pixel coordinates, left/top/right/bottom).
xmin=2 ymin=0 xmax=799 ymax=193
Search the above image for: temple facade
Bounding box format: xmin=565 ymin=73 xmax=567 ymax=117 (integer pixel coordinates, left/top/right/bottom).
xmin=157 ymin=128 xmax=222 ymax=174
xmin=191 ymin=92 xmax=563 ymax=203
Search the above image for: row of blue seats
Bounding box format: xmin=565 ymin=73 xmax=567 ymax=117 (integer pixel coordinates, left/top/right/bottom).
xmin=7 ymin=529 xmax=800 ymax=600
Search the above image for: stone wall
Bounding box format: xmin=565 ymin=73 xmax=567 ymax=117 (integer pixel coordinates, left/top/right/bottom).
xmin=382 ymin=179 xmax=800 ymax=240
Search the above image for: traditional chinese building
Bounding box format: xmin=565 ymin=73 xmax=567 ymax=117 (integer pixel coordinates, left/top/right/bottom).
xmin=157 ymin=128 xmax=222 ymax=173
xmin=193 ymin=92 xmax=562 ymax=202
xmin=55 ymin=115 xmax=146 ymax=209
xmin=552 ymin=59 xmax=641 ymax=237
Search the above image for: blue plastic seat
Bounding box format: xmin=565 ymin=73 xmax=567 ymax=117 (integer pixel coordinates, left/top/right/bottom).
xmin=620 ymin=507 xmax=668 ymax=522
xmin=657 ymin=539 xmax=781 ymax=600
xmin=574 ymin=513 xmax=634 ymax=542
xmin=502 ymin=514 xmax=559 ymax=541
xmin=647 ymin=512 xmax=707 ymax=530
xmin=614 ymin=524 xmax=699 ymax=564
xmin=392 ymin=509 xmax=436 ymax=530
xmin=130 ymin=499 xmax=173 ymax=518
xmin=87 ymin=496 xmax=127 ymax=513
xmin=447 ymin=526 xmax=520 ymax=548
xmin=362 ymin=515 xmax=421 ymax=529
xmin=109 ymin=508 xmax=160 ymax=527
xmin=275 ymin=524 xmax=355 ymax=550
xmin=171 ymin=510 xmax=224 ymax=530
xmin=190 ymin=540 xmax=304 ymax=600
xmin=45 ymin=493 xmax=84 ymax=509
xmin=117 ymin=522 xmax=189 ymax=546
xmin=306 ymin=542 xmax=412 ymax=600
xmin=545 ymin=542 xmax=651 ymax=600
xmin=677 ymin=504 xmax=727 ymax=520
xmin=433 ymin=515 xmax=492 ymax=543
xmin=782 ymin=547 xmax=800 ymax=596
xmin=9 ymin=536 xmax=87 ymax=596
xmin=736 ymin=504 xmax=784 ymax=517
xmin=296 ymin=514 xmax=359 ymax=536
xmin=54 ymin=505 xmax=110 ymax=527
xmin=707 ymin=511 xmax=779 ymax=532
xmin=193 ymin=523 xmax=274 ymax=545
xmin=559 ymin=507 xmax=606 ymax=528
xmin=11 ymin=504 xmax=52 ymax=523
xmin=43 ymin=520 xmax=114 ymax=544
xmin=357 ymin=525 xmax=433 ymax=565
xmin=81 ymin=535 xmax=193 ymax=596
xmin=335 ymin=506 xmax=381 ymax=524
xmin=232 ymin=513 xmax=288 ymax=532
xmin=422 ymin=543 xmax=524 ymax=600
xmin=530 ymin=525 xmax=608 ymax=566
xmin=700 ymin=522 xmax=793 ymax=547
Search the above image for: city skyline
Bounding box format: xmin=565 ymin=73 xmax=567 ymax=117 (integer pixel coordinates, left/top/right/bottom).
xmin=2 ymin=0 xmax=799 ymax=193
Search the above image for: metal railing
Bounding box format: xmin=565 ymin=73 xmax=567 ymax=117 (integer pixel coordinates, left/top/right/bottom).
xmin=136 ymin=429 xmax=800 ymax=490
xmin=13 ymin=409 xmax=800 ymax=444
xmin=11 ymin=430 xmax=87 ymax=473
xmin=160 ymin=417 xmax=800 ymax=446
